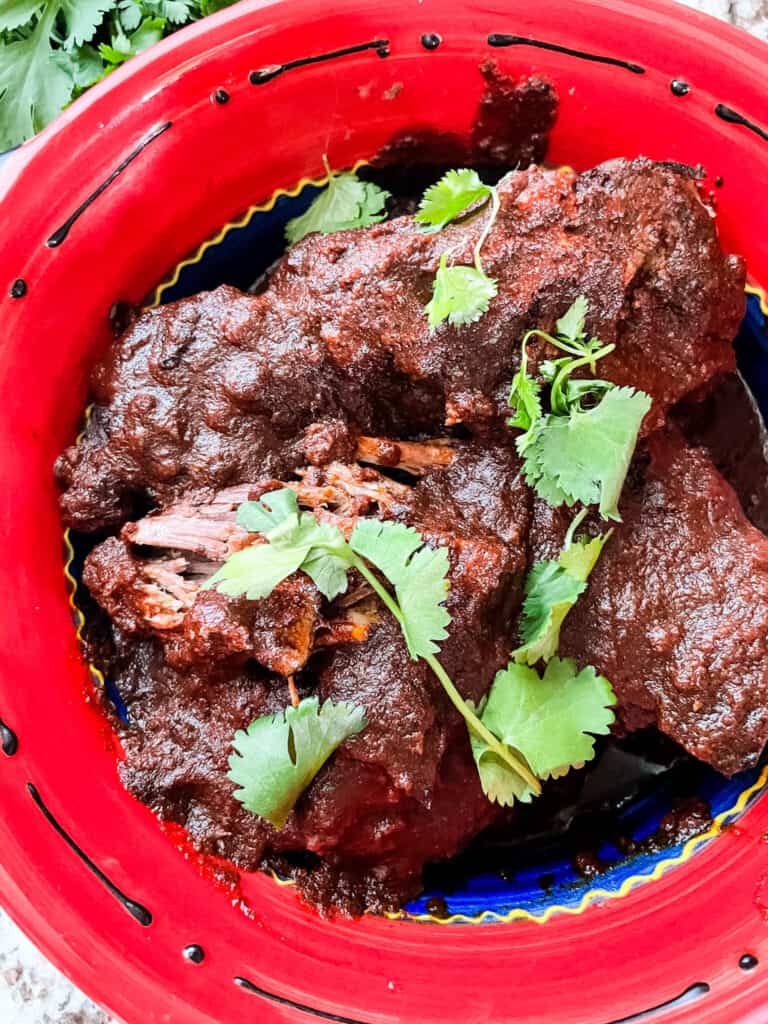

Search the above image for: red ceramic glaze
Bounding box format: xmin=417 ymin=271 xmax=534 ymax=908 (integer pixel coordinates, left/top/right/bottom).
xmin=2 ymin=1 xmax=768 ymax=1021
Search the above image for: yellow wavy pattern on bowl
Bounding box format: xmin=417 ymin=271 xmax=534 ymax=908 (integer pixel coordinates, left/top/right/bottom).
xmin=148 ymin=159 xmax=368 ymax=309
xmin=63 ymin=166 xmax=768 ymax=925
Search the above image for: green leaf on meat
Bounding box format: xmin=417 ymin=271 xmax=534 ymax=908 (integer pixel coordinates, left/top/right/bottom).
xmin=285 ymin=166 xmax=390 ymax=245
xmin=349 ymin=518 xmax=451 ymax=659
xmin=521 ymin=387 xmax=652 ymax=521
xmin=229 ymin=697 xmax=368 ymax=829
xmin=470 ymin=658 xmax=616 ymax=805
xmin=415 ymin=168 xmax=492 ymax=233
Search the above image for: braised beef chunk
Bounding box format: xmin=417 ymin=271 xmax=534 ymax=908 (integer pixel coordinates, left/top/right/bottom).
xmin=82 ymin=536 xmax=196 ymax=634
xmin=673 ymin=371 xmax=768 ymax=534
xmin=55 ymin=286 xmax=443 ymax=533
xmin=559 ymin=429 xmax=768 ymax=776
xmin=57 ymin=158 xmax=744 ymax=533
xmin=268 ymin=158 xmax=742 ymax=437
xmin=60 ymin=146 xmax=760 ymax=917
xmin=93 ymin=447 xmax=528 ymax=910
xmin=109 ymin=635 xmax=278 ymax=864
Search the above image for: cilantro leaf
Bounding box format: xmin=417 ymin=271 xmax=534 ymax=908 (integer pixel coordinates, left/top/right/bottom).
xmin=415 ymin=168 xmax=491 ymax=233
xmin=0 ymin=6 xmax=72 ymax=149
xmin=301 ymin=547 xmax=351 ymax=602
xmin=56 ymin=43 xmax=104 ymax=92
xmin=117 ymin=0 xmax=199 ymax=27
xmin=285 ymin=169 xmax=390 ymax=246
xmin=419 ymin=171 xmax=501 ymax=330
xmin=426 ymin=255 xmax=498 ymax=330
xmin=117 ymin=0 xmax=142 ymax=30
xmin=349 ymin=519 xmax=451 ymax=659
xmin=555 ymin=295 xmax=589 ymax=345
xmin=100 ymin=16 xmax=165 ymax=67
xmin=477 ymin=658 xmax=616 ymax=791
xmin=268 ymin=508 xmax=346 ymax=556
xmin=522 ymin=387 xmax=652 ymax=521
xmin=468 ymin=697 xmax=537 ymax=808
xmin=514 ymin=561 xmax=586 ymax=665
xmin=558 ymin=530 xmax=611 ymax=580
xmin=204 ymin=542 xmax=308 ymax=600
xmin=150 ymin=0 xmax=194 ymax=22
xmin=236 ymin=488 xmax=299 ymax=534
xmin=229 ymin=697 xmax=368 ymax=829
xmin=0 ymin=2 xmax=47 ymax=32
xmin=214 ymin=488 xmax=352 ymax=602
xmin=507 ymin=348 xmax=542 ymax=437
xmin=349 ymin=518 xmax=421 ymax=580
xmin=58 ymin=0 xmax=115 ymax=45
xmin=514 ymin=529 xmax=611 ymax=665
xmin=271 ymin=512 xmax=351 ymax=601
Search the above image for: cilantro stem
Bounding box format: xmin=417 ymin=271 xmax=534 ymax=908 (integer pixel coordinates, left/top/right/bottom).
xmin=348 ymin=552 xmax=541 ymax=795
xmin=348 ymin=553 xmax=405 ymax=626
xmin=522 ymin=329 xmax=585 ymax=359
xmin=287 ymin=675 xmax=300 ymax=708
xmin=472 ymin=186 xmax=500 ymax=275
xmin=423 ymin=653 xmax=541 ymax=795
xmin=564 ymin=508 xmax=589 ymax=550
xmin=550 ymin=343 xmax=615 ymax=410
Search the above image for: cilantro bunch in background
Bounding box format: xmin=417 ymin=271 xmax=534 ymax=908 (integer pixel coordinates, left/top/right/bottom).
xmin=0 ymin=0 xmax=239 ymax=151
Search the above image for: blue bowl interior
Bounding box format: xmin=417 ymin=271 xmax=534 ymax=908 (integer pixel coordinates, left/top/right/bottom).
xmin=72 ymin=183 xmax=768 ymax=922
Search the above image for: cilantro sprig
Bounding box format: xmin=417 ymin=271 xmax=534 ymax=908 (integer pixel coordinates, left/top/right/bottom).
xmin=514 ymin=510 xmax=612 ymax=665
xmin=508 ymin=297 xmax=652 ymax=520
xmin=416 ymin=168 xmax=492 ymax=233
xmin=207 ymin=490 xmax=541 ymax=826
xmin=284 ymin=156 xmax=390 ymax=246
xmin=471 ymin=658 xmax=616 ymax=806
xmin=417 ymin=168 xmax=500 ymax=330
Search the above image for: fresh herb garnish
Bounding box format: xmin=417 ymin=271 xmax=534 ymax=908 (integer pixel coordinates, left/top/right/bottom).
xmin=514 ymin=511 xmax=612 ymax=665
xmin=208 ymin=489 xmax=541 ymax=825
xmin=418 ymin=168 xmax=500 ymax=330
xmin=0 ymin=2 xmax=240 ymax=150
xmin=222 ymin=489 xmax=352 ymax=601
xmin=507 ymin=338 xmax=542 ymax=438
xmin=99 ymin=14 xmax=165 ymax=70
xmin=426 ymin=255 xmax=499 ymax=330
xmin=415 ymin=168 xmax=492 ymax=233
xmin=284 ymin=157 xmax=391 ymax=246
xmin=522 ymin=386 xmax=652 ymax=520
xmin=228 ymin=697 xmax=368 ymax=829
xmin=508 ymin=296 xmax=652 ymax=520
xmin=347 ymin=518 xmax=451 ymax=659
xmin=470 ymin=658 xmax=616 ymax=806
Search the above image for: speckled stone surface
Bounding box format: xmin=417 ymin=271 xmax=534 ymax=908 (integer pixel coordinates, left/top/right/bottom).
xmin=0 ymin=1 xmax=765 ymax=1021
xmin=0 ymin=910 xmax=111 ymax=1023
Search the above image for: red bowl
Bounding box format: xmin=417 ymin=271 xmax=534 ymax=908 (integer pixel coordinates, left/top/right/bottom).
xmin=3 ymin=1 xmax=768 ymax=1021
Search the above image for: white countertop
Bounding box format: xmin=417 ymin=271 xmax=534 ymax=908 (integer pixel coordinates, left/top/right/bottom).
xmin=1 ymin=1 xmax=765 ymax=1021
